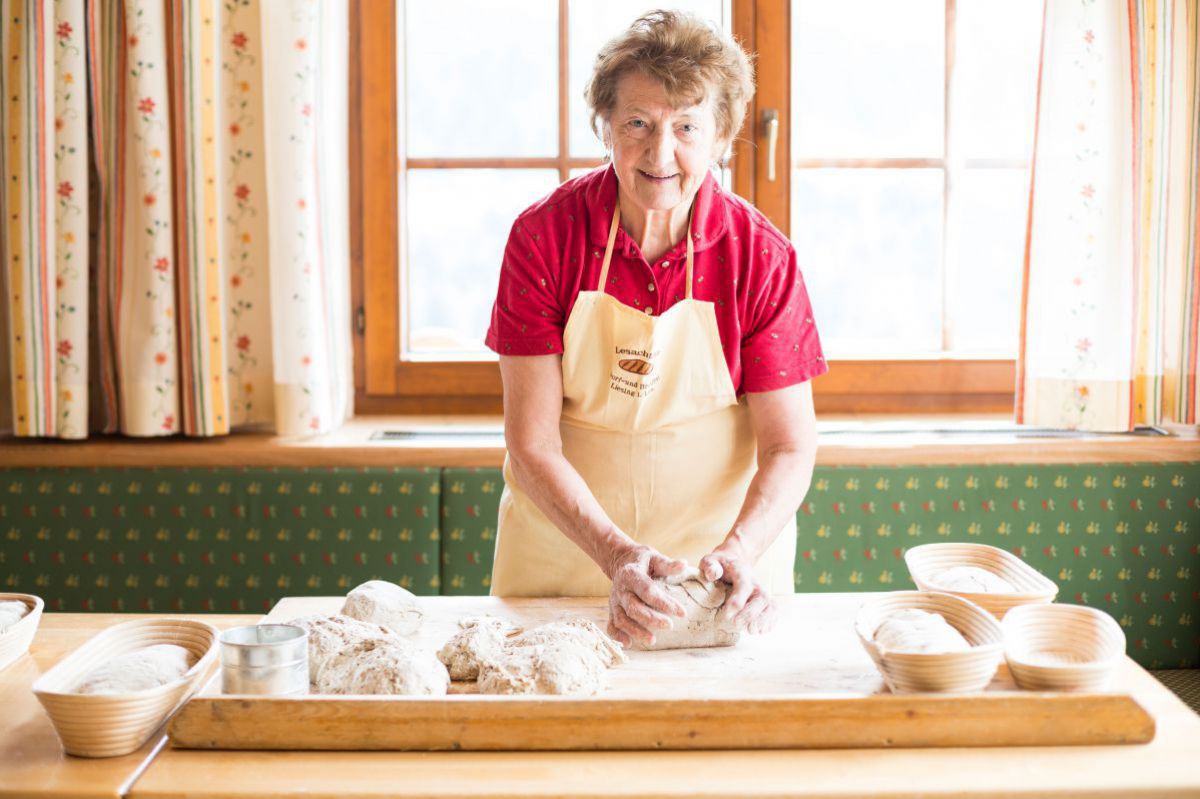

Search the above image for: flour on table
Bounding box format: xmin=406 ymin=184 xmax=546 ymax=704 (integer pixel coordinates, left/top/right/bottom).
xmin=289 ymin=613 xmax=449 ymax=695
xmin=73 ymin=644 xmax=192 ymax=694
xmin=0 ymin=600 xmax=29 ymax=634
xmin=436 ymin=616 xmax=518 ymax=680
xmin=872 ymin=608 xmax=971 ymax=654
xmin=928 ymin=566 xmax=1015 ymax=594
xmin=632 ymin=567 xmax=739 ymax=651
xmin=340 ymin=580 xmax=424 ymax=636
xmin=440 ymin=616 xmax=627 ymax=696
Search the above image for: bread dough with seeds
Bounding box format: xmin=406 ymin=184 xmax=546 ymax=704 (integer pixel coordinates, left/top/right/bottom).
xmin=872 ymin=608 xmax=971 ymax=654
xmin=340 ymin=580 xmax=424 ymax=636
xmin=439 ymin=617 xmax=626 ymax=695
xmin=929 ymin=565 xmax=1015 ymax=593
xmin=74 ymin=644 xmax=192 ymax=694
xmin=632 ymin=567 xmax=740 ymax=651
xmin=289 ymin=613 xmax=449 ymax=695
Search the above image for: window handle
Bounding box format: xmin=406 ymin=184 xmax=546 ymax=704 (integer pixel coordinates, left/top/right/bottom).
xmin=763 ymin=109 xmax=780 ymax=182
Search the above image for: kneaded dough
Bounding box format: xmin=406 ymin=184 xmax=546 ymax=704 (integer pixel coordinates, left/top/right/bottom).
xmin=340 ymin=580 xmax=424 ymax=636
xmin=74 ymin=644 xmax=192 ymax=694
xmin=929 ymin=565 xmax=1014 ymax=593
xmin=0 ymin=600 xmax=29 ymax=634
xmin=437 ymin=617 xmax=517 ymax=680
xmin=289 ymin=613 xmax=448 ymax=695
xmin=873 ymin=608 xmax=971 ymax=655
xmin=633 ymin=568 xmax=740 ymax=651
xmin=439 ymin=617 xmax=627 ymax=696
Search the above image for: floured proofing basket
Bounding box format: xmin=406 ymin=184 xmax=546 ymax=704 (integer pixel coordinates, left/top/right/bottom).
xmin=0 ymin=593 xmax=44 ymax=671
xmin=1002 ymin=603 xmax=1126 ymax=692
xmin=856 ymin=591 xmax=1004 ymax=694
xmin=904 ymin=542 xmax=1058 ymax=618
xmin=31 ymin=618 xmax=219 ymax=757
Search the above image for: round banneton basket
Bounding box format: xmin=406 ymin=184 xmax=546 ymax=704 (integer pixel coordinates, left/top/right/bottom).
xmin=1002 ymin=603 xmax=1126 ymax=692
xmin=31 ymin=618 xmax=219 ymax=757
xmin=856 ymin=591 xmax=1004 ymax=694
xmin=904 ymin=542 xmax=1058 ymax=618
xmin=0 ymin=593 xmax=44 ymax=671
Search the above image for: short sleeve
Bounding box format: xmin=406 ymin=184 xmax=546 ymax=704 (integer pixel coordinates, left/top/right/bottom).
xmin=740 ymin=243 xmax=828 ymax=392
xmin=484 ymin=218 xmax=565 ymax=356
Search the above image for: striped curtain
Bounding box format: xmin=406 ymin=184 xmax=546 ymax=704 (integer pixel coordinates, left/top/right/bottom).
xmin=0 ymin=0 xmax=351 ymax=438
xmin=1018 ymin=0 xmax=1199 ymax=431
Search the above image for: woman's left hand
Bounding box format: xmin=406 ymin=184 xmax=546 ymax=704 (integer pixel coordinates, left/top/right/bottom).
xmin=698 ymin=542 xmax=778 ymax=635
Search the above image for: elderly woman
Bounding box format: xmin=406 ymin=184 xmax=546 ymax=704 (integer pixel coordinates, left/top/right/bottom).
xmin=485 ymin=10 xmax=826 ymax=647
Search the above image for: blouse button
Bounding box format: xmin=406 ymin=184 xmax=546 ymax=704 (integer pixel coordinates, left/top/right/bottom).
xmin=644 ymin=307 xmax=654 ymax=315
xmin=647 ymin=283 xmax=655 ymax=292
xmin=660 ymin=260 xmax=670 ymax=268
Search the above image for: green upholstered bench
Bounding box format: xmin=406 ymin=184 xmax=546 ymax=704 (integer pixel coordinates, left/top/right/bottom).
xmin=2 ymin=462 xmax=1197 ymax=670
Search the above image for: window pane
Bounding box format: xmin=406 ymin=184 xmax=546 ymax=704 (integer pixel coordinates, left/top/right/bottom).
xmin=953 ymin=0 xmax=1042 ymax=160
xmin=791 ymin=169 xmax=944 ymax=354
xmin=405 ymin=169 xmax=560 ymax=354
xmin=404 ymin=1 xmax=557 ymax=158
xmin=793 ymin=0 xmax=944 ymax=159
xmin=948 ymin=168 xmax=1028 ymax=353
xmin=568 ymin=1 xmax=726 ymax=159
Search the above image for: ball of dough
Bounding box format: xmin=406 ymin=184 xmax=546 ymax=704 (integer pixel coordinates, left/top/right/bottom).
xmin=437 ymin=617 xmax=517 ymax=680
xmin=873 ymin=608 xmax=971 ymax=654
xmin=477 ymin=618 xmax=627 ymax=696
xmin=929 ymin=565 xmax=1015 ymax=593
xmin=633 ymin=567 xmax=740 ymax=651
xmin=340 ymin=580 xmax=424 ymax=636
xmin=74 ymin=644 xmax=192 ymax=694
xmin=0 ymin=600 xmax=29 ymax=634
xmin=289 ymin=613 xmax=449 ymax=695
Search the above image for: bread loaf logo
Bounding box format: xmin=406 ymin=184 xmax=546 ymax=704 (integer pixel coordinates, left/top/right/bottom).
xmin=617 ymin=358 xmax=653 ymax=376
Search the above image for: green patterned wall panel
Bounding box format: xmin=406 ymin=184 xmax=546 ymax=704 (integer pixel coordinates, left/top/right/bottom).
xmin=438 ymin=463 xmax=1200 ymax=669
xmin=0 ymin=467 xmax=442 ymax=612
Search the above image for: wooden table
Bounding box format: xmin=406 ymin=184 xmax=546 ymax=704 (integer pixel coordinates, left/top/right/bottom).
xmin=4 ymin=602 xmax=1200 ymax=798
xmin=0 ymin=613 xmax=255 ymax=799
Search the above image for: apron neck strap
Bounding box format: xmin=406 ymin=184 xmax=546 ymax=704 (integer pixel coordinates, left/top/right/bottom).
xmin=596 ymin=200 xmax=697 ymax=298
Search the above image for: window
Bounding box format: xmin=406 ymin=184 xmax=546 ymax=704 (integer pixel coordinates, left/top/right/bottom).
xmin=354 ymin=0 xmax=1039 ymax=413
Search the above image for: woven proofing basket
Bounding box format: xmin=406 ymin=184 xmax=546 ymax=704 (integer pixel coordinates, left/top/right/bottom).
xmin=31 ymin=618 xmax=218 ymax=757
xmin=0 ymin=593 xmax=44 ymax=671
xmin=904 ymin=542 xmax=1058 ymax=618
xmin=1002 ymin=603 xmax=1126 ymax=692
xmin=856 ymin=591 xmax=1004 ymax=694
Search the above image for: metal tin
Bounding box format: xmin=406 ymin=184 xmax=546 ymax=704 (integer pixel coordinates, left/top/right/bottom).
xmin=219 ymin=624 xmax=309 ymax=695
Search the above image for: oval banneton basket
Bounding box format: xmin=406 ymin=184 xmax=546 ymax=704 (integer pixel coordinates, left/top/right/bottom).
xmin=31 ymin=618 xmax=219 ymax=757
xmin=0 ymin=593 xmax=44 ymax=671
xmin=1002 ymin=603 xmax=1126 ymax=692
xmin=904 ymin=542 xmax=1058 ymax=618
xmin=856 ymin=591 xmax=1004 ymax=694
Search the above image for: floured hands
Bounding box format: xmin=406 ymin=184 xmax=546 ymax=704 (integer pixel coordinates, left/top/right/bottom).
xmin=699 ymin=544 xmax=778 ymax=635
xmin=604 ymin=544 xmax=688 ymax=647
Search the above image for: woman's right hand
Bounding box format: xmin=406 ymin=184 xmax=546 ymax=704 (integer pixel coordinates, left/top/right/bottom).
xmin=604 ymin=543 xmax=688 ymax=647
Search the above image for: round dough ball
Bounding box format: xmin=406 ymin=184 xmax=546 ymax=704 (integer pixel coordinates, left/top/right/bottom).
xmin=929 ymin=565 xmax=1014 ymax=594
xmin=633 ymin=568 xmax=739 ymax=651
xmin=340 ymin=580 xmax=424 ymax=636
xmin=873 ymin=608 xmax=971 ymax=654
xmin=74 ymin=644 xmax=192 ymax=694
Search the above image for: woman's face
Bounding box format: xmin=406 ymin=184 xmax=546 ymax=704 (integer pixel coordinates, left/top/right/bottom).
xmin=603 ymin=70 xmax=723 ymax=214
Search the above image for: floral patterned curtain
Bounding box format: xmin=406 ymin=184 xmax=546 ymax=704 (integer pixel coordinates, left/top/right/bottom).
xmin=0 ymin=0 xmax=351 ymax=438
xmin=1018 ymin=0 xmax=1199 ymax=431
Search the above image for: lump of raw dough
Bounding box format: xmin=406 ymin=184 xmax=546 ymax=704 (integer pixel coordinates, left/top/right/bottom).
xmin=633 ymin=567 xmax=739 ymax=651
xmin=929 ymin=565 xmax=1015 ymax=594
xmin=437 ymin=617 xmax=518 ymax=680
xmin=74 ymin=644 xmax=192 ymax=694
xmin=0 ymin=600 xmax=29 ymax=634
xmin=872 ymin=608 xmax=972 ymax=655
xmin=289 ymin=613 xmax=448 ymax=695
xmin=340 ymin=580 xmax=423 ymax=636
xmin=476 ymin=618 xmax=627 ymax=696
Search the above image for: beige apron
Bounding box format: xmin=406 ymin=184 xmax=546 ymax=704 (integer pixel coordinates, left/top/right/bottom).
xmin=491 ymin=201 xmax=796 ymax=597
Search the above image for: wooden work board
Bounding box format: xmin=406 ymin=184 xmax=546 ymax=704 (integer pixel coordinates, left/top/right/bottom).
xmin=167 ymin=594 xmax=1155 ymax=752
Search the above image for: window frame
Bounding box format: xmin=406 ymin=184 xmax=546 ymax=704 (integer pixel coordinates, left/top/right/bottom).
xmin=351 ymin=0 xmax=1017 ymax=415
